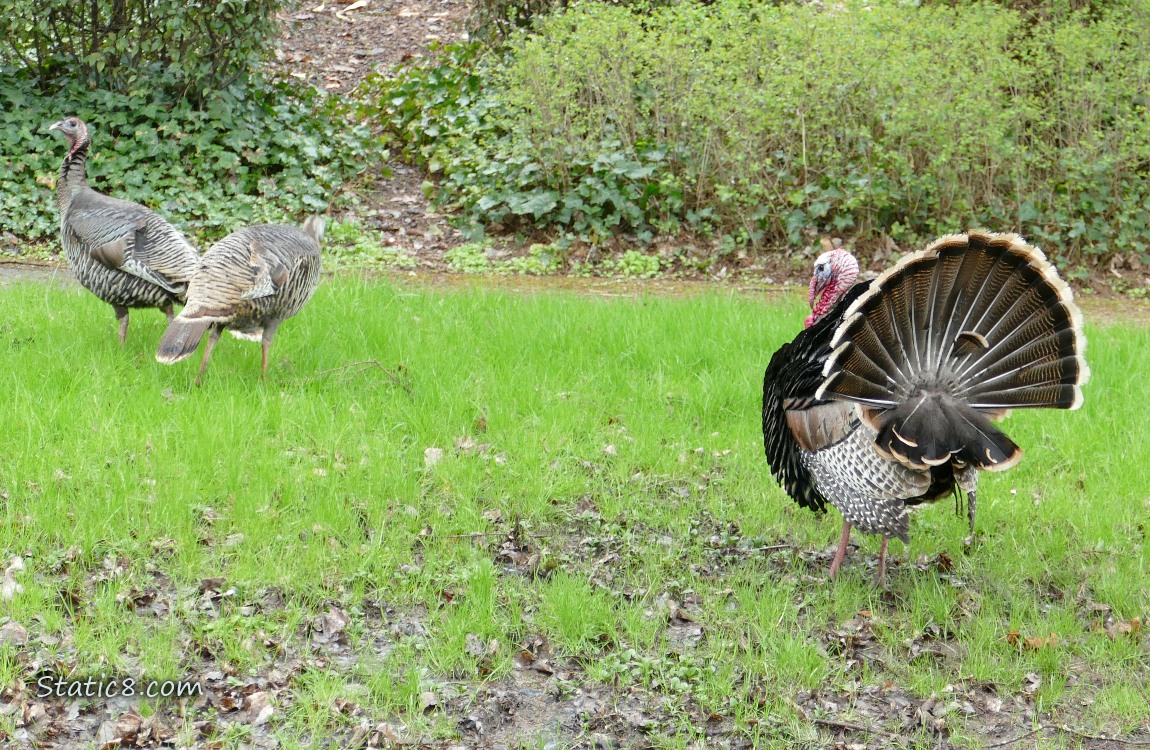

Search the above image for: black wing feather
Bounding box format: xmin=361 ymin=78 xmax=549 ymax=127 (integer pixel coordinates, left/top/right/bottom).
xmin=762 ymin=284 xmax=866 ymax=513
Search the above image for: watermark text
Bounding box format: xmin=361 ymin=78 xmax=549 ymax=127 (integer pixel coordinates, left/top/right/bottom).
xmin=34 ymin=675 xmax=203 ymax=700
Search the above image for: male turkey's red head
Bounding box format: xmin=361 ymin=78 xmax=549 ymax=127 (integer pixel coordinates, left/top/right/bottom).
xmin=48 ymin=116 xmax=89 ymax=159
xmin=805 ymin=249 xmax=859 ymax=328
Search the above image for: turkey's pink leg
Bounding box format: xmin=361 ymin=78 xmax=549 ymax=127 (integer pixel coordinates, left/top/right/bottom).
xmin=195 ymin=327 xmax=221 ymax=385
xmin=114 ymin=305 xmax=129 ymax=345
xmin=260 ymin=321 xmax=281 ymax=379
xmin=874 ymin=536 xmax=889 ymax=587
xmin=828 ymin=521 xmax=852 ymax=579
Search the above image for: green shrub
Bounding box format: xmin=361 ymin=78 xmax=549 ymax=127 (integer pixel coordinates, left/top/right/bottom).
xmin=0 ymin=74 xmax=370 ymax=245
xmin=0 ymin=0 xmax=281 ymax=105
xmin=361 ymin=0 xmax=1150 ymax=262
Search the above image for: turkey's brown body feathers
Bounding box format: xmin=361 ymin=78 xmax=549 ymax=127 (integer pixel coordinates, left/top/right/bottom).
xmin=156 ymin=220 xmax=324 ymax=374
xmin=53 ymin=123 xmax=200 ymax=340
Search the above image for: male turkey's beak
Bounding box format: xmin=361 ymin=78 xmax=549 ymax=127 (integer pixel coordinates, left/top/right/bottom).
xmin=48 ymin=121 xmax=64 ymax=132
xmin=808 ymin=274 xmax=828 ymax=311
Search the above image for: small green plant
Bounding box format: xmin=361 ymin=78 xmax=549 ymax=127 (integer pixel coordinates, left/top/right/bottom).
xmin=603 ymin=250 xmax=662 ymax=279
xmin=325 ymin=219 xmax=418 ymax=270
xmin=505 ymin=243 xmax=564 ymax=275
xmin=444 ymin=241 xmax=494 ymax=273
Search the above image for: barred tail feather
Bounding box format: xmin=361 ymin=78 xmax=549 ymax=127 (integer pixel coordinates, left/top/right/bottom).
xmin=817 ymin=231 xmax=1088 ymax=471
xmin=156 ymin=317 xmax=213 ymax=365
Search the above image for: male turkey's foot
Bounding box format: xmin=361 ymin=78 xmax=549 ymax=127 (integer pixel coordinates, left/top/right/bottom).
xmin=873 ymin=536 xmax=889 ymax=587
xmin=114 ymin=305 xmax=129 ymax=345
xmin=828 ymin=521 xmax=852 ymax=579
xmin=964 ymin=490 xmax=978 ymax=548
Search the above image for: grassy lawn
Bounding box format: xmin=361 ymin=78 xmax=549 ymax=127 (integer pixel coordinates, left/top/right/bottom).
xmin=1 ymin=275 xmax=1147 ymax=749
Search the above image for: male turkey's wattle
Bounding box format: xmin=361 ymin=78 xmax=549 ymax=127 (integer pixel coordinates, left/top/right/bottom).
xmin=762 ymin=232 xmax=1089 ymax=584
xmin=49 ymin=117 xmax=201 ymax=343
xmin=155 ymin=218 xmax=324 ymax=382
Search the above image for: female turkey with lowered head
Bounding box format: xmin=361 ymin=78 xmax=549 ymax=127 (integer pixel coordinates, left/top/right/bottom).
xmin=155 ymin=217 xmax=325 ymax=383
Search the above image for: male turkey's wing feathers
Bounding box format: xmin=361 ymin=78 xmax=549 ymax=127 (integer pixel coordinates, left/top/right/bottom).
xmin=785 ymin=401 xmax=857 ymax=454
xmin=762 ymin=285 xmax=868 ymax=512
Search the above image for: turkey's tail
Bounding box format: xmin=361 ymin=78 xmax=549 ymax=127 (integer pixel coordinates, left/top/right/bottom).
xmin=816 ymin=231 xmax=1089 ymax=472
xmin=303 ymin=215 xmax=326 ymax=247
xmin=156 ymin=316 xmax=213 ymax=365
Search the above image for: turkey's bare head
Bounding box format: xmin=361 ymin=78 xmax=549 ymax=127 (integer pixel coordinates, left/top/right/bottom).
xmin=49 ymin=116 xmax=89 ymax=158
xmin=805 ymin=249 xmax=859 ymax=328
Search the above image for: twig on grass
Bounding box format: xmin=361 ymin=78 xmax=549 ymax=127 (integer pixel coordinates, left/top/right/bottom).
xmin=986 ymin=725 xmax=1150 ymax=748
xmin=448 ymin=531 xmax=552 ymax=540
xmin=313 ymin=359 xmax=411 ymax=394
xmin=985 ymin=727 xmax=1042 ymax=748
xmin=812 ymin=717 xmax=898 ymax=738
xmin=1053 ymin=724 xmax=1150 ymax=746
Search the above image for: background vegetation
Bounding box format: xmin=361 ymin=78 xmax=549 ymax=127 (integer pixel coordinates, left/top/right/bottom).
xmin=0 ymin=0 xmax=282 ymax=103
xmin=364 ymin=0 xmax=1150 ymax=264
xmin=0 ymin=0 xmax=368 ymax=247
xmin=3 ymin=0 xmax=1149 ymax=268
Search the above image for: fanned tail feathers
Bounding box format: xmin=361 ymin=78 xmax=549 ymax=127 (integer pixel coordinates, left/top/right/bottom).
xmin=156 ymin=317 xmax=213 ymax=364
xmin=816 ymin=231 xmax=1089 ymax=471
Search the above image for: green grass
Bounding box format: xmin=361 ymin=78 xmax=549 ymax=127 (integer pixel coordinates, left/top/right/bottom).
xmin=0 ymin=277 xmax=1148 ymax=747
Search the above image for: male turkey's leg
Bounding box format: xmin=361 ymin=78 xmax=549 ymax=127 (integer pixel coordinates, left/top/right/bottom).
xmin=113 ymin=304 xmax=130 ymax=345
xmin=195 ymin=327 xmax=222 ymax=385
xmin=828 ymin=521 xmax=852 ymax=579
xmin=260 ymin=320 xmax=282 ymax=377
xmin=873 ymin=536 xmax=889 ymax=587
xmin=957 ymin=466 xmax=979 ymax=547
xmin=161 ymin=302 xmax=175 ymax=324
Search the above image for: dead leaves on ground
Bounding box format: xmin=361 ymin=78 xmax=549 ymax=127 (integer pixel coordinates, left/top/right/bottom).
xmin=1007 ymin=630 xmax=1060 ymax=652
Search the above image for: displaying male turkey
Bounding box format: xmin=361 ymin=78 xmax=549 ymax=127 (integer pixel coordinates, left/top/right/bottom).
xmin=49 ymin=116 xmax=200 ymax=343
xmin=762 ymin=231 xmax=1088 ymax=584
xmin=155 ymin=218 xmax=325 ymax=381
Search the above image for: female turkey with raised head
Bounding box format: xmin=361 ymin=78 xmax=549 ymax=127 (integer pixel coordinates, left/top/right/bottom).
xmin=155 ymin=218 xmax=325 ymax=382
xmin=49 ymin=117 xmax=200 ymax=343
xmin=762 ymin=231 xmax=1089 ymax=585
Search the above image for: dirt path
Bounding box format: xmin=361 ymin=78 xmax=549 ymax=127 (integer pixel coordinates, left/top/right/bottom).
xmin=269 ymin=0 xmax=472 ymax=265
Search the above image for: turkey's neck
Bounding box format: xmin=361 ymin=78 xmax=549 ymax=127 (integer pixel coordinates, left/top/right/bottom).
xmin=57 ymin=138 xmax=90 ymax=214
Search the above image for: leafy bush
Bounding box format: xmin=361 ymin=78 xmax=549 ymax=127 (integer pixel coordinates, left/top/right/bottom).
xmin=358 ymin=42 xmax=693 ymax=242
xmin=0 ymin=73 xmax=370 ymax=245
xmin=361 ymin=0 xmax=1150 ymax=262
xmin=0 ymin=0 xmax=281 ymax=105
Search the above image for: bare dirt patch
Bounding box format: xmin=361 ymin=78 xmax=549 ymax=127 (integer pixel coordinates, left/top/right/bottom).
xmin=270 ymin=0 xmax=472 ymax=265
